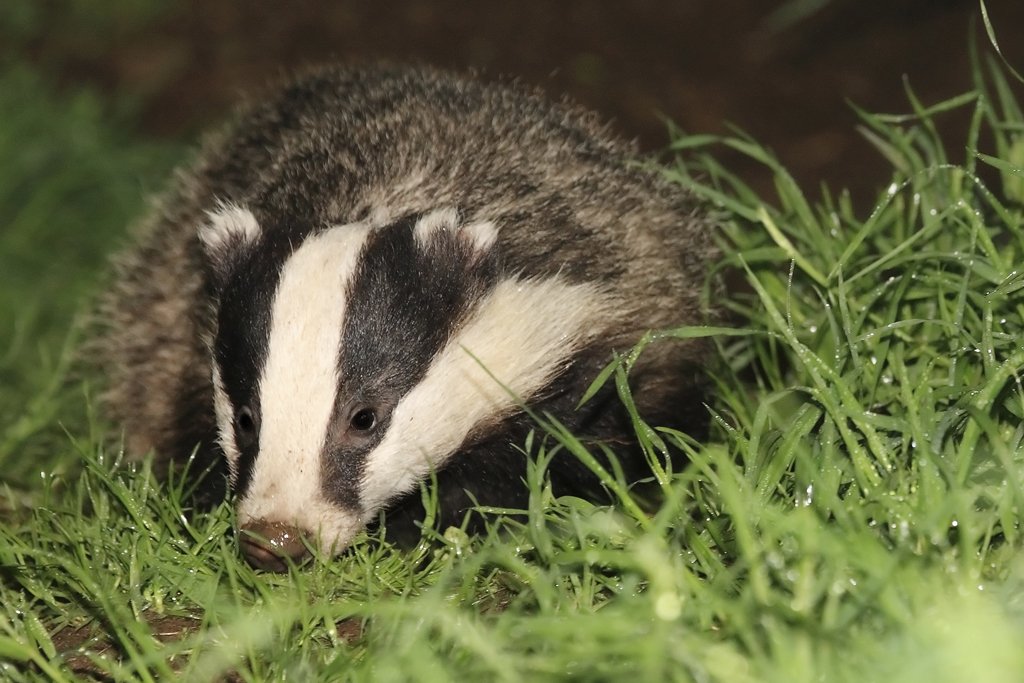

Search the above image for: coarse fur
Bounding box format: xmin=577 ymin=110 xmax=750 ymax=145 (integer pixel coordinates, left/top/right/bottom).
xmin=94 ymin=63 xmax=716 ymax=557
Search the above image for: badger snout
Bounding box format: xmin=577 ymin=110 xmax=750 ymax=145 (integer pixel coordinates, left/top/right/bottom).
xmin=239 ymin=519 xmax=311 ymax=572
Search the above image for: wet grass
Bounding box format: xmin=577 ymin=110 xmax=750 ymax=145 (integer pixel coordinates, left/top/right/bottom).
xmin=2 ymin=45 xmax=1024 ymax=683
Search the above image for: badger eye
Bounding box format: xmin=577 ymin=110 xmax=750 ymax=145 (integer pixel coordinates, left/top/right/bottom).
xmin=349 ymin=407 xmax=377 ymax=432
xmin=235 ymin=405 xmax=257 ymax=440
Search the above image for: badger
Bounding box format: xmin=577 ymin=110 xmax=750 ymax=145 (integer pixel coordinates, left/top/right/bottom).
xmin=95 ymin=64 xmax=715 ymax=571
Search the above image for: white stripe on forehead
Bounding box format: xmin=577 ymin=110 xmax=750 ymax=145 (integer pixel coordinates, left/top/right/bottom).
xmin=236 ymin=223 xmax=372 ymax=538
xmin=358 ymin=276 xmax=619 ymax=517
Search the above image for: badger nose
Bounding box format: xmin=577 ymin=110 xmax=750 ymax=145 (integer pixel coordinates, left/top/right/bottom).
xmin=239 ymin=520 xmax=311 ymax=572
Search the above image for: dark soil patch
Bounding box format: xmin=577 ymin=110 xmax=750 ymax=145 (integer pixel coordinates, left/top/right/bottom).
xmin=51 ymin=613 xmax=201 ymax=679
xmin=50 ymin=611 xmax=364 ymax=678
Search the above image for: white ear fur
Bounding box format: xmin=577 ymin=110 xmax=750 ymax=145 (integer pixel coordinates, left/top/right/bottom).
xmin=198 ymin=202 xmax=262 ymax=289
xmin=412 ymin=207 xmax=459 ymax=243
xmin=199 ymin=202 xmax=262 ymax=254
xmin=460 ymin=219 xmax=498 ymax=253
xmin=412 ymin=207 xmax=498 ymax=255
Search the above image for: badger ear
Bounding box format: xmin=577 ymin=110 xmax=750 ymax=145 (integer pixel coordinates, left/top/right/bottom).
xmin=413 ymin=207 xmax=498 ymax=261
xmin=199 ymin=202 xmax=261 ymax=291
xmin=460 ymin=218 xmax=499 ymax=255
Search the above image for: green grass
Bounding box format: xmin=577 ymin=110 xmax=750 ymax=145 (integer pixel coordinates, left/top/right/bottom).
xmin=0 ymin=67 xmax=180 ymax=489
xmin=2 ymin=46 xmax=1024 ymax=683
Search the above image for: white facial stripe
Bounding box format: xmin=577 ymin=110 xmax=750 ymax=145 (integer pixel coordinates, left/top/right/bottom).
xmin=236 ymin=223 xmax=372 ymax=539
xmin=211 ymin=363 xmax=240 ymax=484
xmin=359 ymin=276 xmax=618 ymax=516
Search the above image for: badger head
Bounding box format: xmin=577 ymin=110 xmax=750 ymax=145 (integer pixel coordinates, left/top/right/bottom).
xmin=199 ymin=203 xmax=615 ymax=570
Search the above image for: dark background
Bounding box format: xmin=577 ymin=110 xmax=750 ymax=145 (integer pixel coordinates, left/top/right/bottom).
xmin=17 ymin=0 xmax=1024 ymax=202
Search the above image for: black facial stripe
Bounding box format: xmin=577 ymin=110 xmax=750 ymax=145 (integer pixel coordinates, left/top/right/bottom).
xmin=320 ymin=213 xmax=500 ymax=508
xmin=215 ymin=227 xmax=299 ymax=496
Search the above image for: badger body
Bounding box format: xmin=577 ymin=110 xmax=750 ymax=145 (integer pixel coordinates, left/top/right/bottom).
xmin=97 ymin=64 xmax=715 ymax=569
